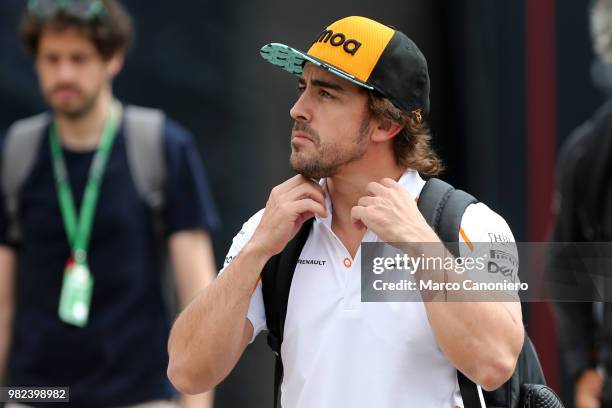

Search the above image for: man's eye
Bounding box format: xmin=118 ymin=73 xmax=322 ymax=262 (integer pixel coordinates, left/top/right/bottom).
xmin=297 ymin=86 xmax=306 ymax=94
xmin=45 ymin=55 xmax=59 ymax=64
xmin=319 ymin=90 xmax=333 ymax=99
xmin=72 ymin=54 xmax=87 ymax=64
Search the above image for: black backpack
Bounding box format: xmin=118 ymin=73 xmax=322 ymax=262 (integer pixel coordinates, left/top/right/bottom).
xmin=261 ymin=177 xmax=555 ymax=408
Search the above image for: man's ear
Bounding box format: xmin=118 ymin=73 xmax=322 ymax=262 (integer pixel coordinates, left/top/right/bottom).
xmin=106 ymin=52 xmax=125 ymax=79
xmin=371 ymin=118 xmax=404 ymax=142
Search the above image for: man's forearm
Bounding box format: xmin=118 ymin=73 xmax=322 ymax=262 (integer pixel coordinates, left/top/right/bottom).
xmin=169 ymin=231 xmax=218 ymax=406
xmin=0 ymin=291 xmax=15 ymax=384
xmin=411 ymin=245 xmax=523 ymax=390
xmin=167 ymin=241 xmax=269 ymax=394
xmin=180 ymin=390 xmax=214 ymax=408
xmin=169 ymin=231 xmax=218 ymax=310
xmin=0 ymin=308 xmax=13 ymax=385
xmin=0 ymin=246 xmax=16 ymax=385
xmin=425 ymin=300 xmax=523 ymax=390
xmin=167 ymin=176 xmax=327 ymax=394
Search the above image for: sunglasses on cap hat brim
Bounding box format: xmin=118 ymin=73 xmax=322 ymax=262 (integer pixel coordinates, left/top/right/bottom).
xmin=27 ymin=0 xmax=107 ymax=22
xmin=260 ymin=43 xmax=375 ymax=91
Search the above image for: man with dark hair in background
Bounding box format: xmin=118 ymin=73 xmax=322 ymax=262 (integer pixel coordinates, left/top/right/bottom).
xmin=167 ymin=16 xmax=524 ymax=407
xmin=551 ymin=0 xmax=612 ymax=407
xmin=0 ymin=1 xmax=218 ymax=407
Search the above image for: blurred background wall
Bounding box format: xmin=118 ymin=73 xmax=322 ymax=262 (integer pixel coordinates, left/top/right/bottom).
xmin=0 ymin=0 xmax=607 ymax=406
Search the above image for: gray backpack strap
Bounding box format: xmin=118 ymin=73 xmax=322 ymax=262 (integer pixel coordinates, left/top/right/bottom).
xmin=1 ymin=113 xmax=50 ymax=243
xmin=123 ymin=105 xmax=166 ymax=212
xmin=124 ymin=105 xmax=177 ymax=317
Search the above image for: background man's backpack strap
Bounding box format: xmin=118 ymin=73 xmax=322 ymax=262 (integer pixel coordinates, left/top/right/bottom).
xmin=123 ymin=105 xmax=166 ymax=214
xmin=1 ymin=113 xmax=50 ymax=244
xmin=417 ymin=177 xmax=485 ymax=407
xmin=261 ymin=217 xmax=314 ymax=408
xmin=123 ymin=105 xmax=177 ymax=314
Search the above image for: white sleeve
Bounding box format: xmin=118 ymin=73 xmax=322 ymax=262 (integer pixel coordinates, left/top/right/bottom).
xmin=218 ymin=209 xmax=268 ymax=343
xmin=458 ymin=202 xmax=520 ymax=300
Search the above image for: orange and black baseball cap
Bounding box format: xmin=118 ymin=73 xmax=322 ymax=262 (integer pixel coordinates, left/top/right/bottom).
xmin=260 ymin=16 xmax=430 ymax=117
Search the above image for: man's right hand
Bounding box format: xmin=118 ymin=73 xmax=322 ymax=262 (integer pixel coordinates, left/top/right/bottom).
xmin=248 ymin=175 xmax=327 ymax=258
xmin=576 ymin=368 xmax=604 ymax=408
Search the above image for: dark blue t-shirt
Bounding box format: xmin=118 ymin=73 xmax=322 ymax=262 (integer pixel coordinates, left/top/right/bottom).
xmin=0 ymin=114 xmax=219 ymax=407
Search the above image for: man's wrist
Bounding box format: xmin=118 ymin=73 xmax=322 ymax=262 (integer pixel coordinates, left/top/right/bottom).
xmin=241 ymin=240 xmax=274 ymax=270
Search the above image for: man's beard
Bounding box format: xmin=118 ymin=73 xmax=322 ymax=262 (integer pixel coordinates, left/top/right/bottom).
xmin=290 ymin=116 xmax=371 ymax=179
xmin=46 ymin=83 xmax=100 ymax=120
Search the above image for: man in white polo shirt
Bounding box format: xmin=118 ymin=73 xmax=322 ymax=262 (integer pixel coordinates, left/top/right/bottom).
xmin=167 ymin=16 xmax=524 ymax=407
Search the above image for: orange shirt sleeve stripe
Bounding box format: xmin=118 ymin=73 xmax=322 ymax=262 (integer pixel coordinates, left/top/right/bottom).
xmin=459 ymin=227 xmax=474 ymax=252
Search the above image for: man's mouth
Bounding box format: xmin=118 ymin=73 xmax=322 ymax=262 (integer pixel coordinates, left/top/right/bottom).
xmin=292 ymin=131 xmax=313 ymax=143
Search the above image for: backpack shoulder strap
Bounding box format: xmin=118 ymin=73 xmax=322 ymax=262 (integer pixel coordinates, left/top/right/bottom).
xmin=417 ymin=177 xmax=483 ymax=408
xmin=416 ymin=177 xmax=455 ymax=232
xmin=261 ymin=217 xmax=314 ymax=408
xmin=1 ymin=113 xmax=50 ymax=243
xmin=123 ymin=105 xmax=178 ymax=318
xmin=123 ymin=105 xmax=166 ymax=211
xmin=417 ymin=177 xmax=477 ymax=257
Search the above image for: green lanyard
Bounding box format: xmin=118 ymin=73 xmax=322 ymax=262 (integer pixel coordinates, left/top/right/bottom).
xmin=49 ymin=102 xmax=119 ymax=265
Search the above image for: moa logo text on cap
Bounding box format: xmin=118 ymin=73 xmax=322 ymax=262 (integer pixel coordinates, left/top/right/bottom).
xmin=312 ymin=29 xmax=362 ymax=56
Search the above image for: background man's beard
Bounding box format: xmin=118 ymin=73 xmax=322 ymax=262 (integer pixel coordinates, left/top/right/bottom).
xmin=55 ymin=94 xmax=98 ymax=120
xmin=47 ymin=85 xmax=100 ymax=120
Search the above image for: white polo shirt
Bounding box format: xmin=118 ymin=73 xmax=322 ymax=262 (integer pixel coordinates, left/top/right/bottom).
xmin=221 ymin=169 xmax=518 ymax=408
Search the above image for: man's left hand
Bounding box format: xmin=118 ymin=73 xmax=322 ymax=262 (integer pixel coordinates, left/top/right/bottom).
xmin=350 ymin=178 xmax=439 ymax=243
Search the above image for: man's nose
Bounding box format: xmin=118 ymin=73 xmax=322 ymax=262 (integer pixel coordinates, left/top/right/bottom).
xmin=57 ymin=60 xmax=76 ymax=82
xmin=290 ymin=91 xmax=312 ymax=123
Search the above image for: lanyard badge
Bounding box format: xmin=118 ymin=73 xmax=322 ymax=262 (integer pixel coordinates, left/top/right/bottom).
xmin=51 ymin=101 xmax=119 ymax=327
xmin=58 ymin=255 xmax=94 ymax=327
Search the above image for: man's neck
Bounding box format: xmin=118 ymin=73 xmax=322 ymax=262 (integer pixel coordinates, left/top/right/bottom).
xmin=327 ymin=157 xmax=405 ymax=231
xmin=55 ymin=91 xmax=116 ymax=151
xmin=324 ymin=158 xmax=404 ymax=258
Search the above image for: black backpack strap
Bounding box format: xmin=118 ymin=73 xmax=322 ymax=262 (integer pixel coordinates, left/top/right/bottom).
xmin=458 ymin=371 xmax=484 ymax=408
xmin=418 ymin=178 xmax=483 ymax=407
xmin=261 ymin=217 xmax=314 ymax=408
xmin=417 ymin=178 xmax=477 ymax=257
xmin=438 ymin=187 xmax=478 ymax=258
xmin=416 ymin=177 xmax=455 ymax=235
